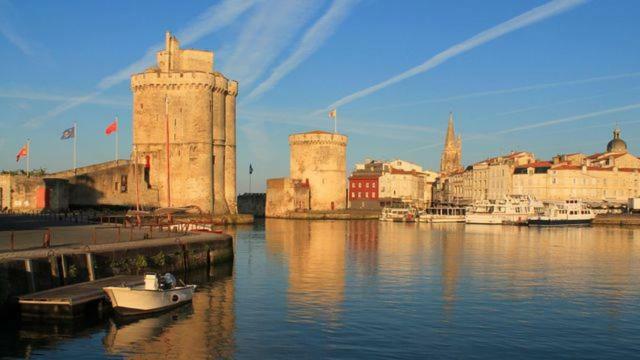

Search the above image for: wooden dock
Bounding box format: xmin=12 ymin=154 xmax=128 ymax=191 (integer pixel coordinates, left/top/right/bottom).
xmin=18 ymin=275 xmax=143 ymax=319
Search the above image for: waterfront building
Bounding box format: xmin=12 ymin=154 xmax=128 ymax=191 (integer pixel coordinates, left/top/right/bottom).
xmin=440 ymin=113 xmax=463 ymax=175
xmin=513 ymin=128 xmax=640 ymax=203
xmin=266 ymin=130 xmax=348 ymax=217
xmin=348 ymin=159 xmax=437 ymax=210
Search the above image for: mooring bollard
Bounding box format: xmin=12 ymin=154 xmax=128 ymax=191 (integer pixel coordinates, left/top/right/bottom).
xmin=43 ymin=228 xmax=51 ymax=248
xmin=86 ymin=253 xmax=96 ymax=281
xmin=10 ymin=231 xmax=15 ymax=251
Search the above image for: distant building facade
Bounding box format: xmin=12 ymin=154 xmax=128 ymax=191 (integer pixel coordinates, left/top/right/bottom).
xmin=349 ymin=159 xmax=437 ymax=210
xmin=266 ymin=130 xmax=348 ymax=217
xmin=513 ymin=128 xmax=640 ymax=203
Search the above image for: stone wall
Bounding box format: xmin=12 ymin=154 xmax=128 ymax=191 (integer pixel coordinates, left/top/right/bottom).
xmin=265 ymin=178 xmax=310 ymax=217
xmin=0 ymin=175 xmax=69 ymax=212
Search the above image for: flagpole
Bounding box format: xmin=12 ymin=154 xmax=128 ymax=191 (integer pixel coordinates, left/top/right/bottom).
xmin=26 ymin=139 xmax=31 ymax=177
xmin=115 ymin=117 xmax=119 ymax=164
xmin=73 ymin=122 xmax=77 ymax=172
xmin=334 ymin=111 xmax=337 ymax=133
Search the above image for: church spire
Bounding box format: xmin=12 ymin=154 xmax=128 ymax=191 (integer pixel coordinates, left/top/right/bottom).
xmin=444 ymin=112 xmax=456 ymax=148
xmin=440 ymin=112 xmax=463 ymax=174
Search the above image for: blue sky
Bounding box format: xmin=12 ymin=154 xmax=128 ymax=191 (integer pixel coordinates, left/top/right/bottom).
xmin=1 ymin=0 xmax=639 ymax=192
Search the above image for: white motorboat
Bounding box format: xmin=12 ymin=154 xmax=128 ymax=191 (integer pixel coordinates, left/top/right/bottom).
xmin=465 ymin=194 xmax=543 ymax=225
xmin=419 ymin=206 xmax=466 ymax=223
xmin=528 ymin=199 xmax=595 ymax=226
xmin=380 ymin=204 xmax=417 ymax=222
xmin=104 ymin=273 xmax=196 ymax=316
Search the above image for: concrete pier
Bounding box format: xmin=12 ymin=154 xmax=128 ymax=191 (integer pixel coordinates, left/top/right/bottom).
xmin=0 ymin=230 xmax=233 ymax=318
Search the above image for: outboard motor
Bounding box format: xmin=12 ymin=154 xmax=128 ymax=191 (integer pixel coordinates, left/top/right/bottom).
xmin=162 ymin=273 xmax=177 ymax=289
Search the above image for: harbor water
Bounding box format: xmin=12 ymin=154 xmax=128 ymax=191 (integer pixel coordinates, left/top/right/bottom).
xmin=2 ymin=219 xmax=640 ymax=359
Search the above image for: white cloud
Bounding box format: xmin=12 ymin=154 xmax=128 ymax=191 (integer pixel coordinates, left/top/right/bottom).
xmin=243 ymin=0 xmax=358 ymax=102
xmin=221 ymin=0 xmax=323 ymax=88
xmin=321 ymin=0 xmax=587 ymax=112
xmin=0 ymin=0 xmax=35 ymax=56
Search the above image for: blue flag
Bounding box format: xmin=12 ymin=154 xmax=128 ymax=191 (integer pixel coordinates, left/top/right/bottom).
xmin=60 ymin=127 xmax=75 ymax=140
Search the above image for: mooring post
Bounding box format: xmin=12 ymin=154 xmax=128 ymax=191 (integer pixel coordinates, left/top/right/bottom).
xmin=86 ymin=253 xmax=96 ymax=281
xmin=61 ymin=254 xmax=68 ymax=284
xmin=10 ymin=231 xmax=15 ymax=251
xmin=43 ymin=228 xmax=51 ymax=248
xmin=49 ymin=255 xmax=60 ymax=286
xmin=25 ymin=259 xmax=36 ymax=293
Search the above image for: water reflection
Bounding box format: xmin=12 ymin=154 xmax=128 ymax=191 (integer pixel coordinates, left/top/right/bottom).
xmin=104 ymin=265 xmax=235 ymax=358
xmin=3 ymin=221 xmax=640 ymax=358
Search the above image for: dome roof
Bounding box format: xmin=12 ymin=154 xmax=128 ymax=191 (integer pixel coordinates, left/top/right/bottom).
xmin=606 ymin=127 xmax=627 ymax=152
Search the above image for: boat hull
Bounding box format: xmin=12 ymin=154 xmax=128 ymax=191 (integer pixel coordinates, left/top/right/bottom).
xmin=104 ymin=285 xmax=196 ymax=316
xmin=528 ymin=219 xmax=592 ymax=226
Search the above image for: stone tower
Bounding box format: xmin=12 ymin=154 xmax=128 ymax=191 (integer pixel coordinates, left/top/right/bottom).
xmin=289 ymin=131 xmax=348 ymax=211
xmin=440 ymin=112 xmax=462 ymax=174
xmin=130 ymin=32 xmax=238 ymax=214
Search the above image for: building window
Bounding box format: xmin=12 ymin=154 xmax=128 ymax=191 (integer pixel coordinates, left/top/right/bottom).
xmin=372 ymin=183 xmax=376 ymax=188
xmin=366 ymin=183 xmax=369 ymax=188
xmin=365 ymin=192 xmax=369 ymax=198
xmin=358 ymin=183 xmax=362 ymax=188
xmin=357 ymin=192 xmax=361 ymax=198
xmin=351 ymin=192 xmax=355 ymax=198
xmin=120 ymin=175 xmax=128 ymax=193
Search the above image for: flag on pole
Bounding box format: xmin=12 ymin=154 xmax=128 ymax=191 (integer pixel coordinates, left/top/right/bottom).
xmin=105 ymin=119 xmax=118 ymax=135
xmin=60 ymin=127 xmax=75 ymax=140
xmin=249 ymin=164 xmax=253 ymax=174
xmin=16 ymin=143 xmax=28 ymax=162
xmin=328 ymin=109 xmax=337 ymax=119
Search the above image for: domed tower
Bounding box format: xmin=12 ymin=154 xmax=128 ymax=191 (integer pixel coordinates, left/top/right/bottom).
xmin=606 ymin=127 xmax=627 ymax=153
xmin=289 ymin=131 xmax=348 ymax=211
xmin=130 ymin=32 xmax=238 ymax=214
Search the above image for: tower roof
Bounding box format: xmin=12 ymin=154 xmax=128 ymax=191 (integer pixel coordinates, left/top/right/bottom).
xmin=607 ymin=126 xmax=627 ymax=153
xmin=444 ymin=112 xmax=456 ymax=147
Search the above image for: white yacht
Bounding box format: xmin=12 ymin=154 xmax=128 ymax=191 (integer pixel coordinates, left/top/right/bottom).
xmin=104 ymin=273 xmax=196 ymax=316
xmin=380 ymin=204 xmax=418 ymax=222
xmin=419 ymin=206 xmax=466 ymax=223
xmin=465 ymin=194 xmax=543 ymax=225
xmin=528 ymin=199 xmax=595 ymax=226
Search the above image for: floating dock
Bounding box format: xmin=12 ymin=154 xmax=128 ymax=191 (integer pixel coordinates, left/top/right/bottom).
xmin=18 ymin=275 xmax=143 ymax=319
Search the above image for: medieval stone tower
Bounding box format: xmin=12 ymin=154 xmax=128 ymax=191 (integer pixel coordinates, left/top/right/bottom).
xmin=131 ymin=32 xmax=237 ymax=214
xmin=289 ymin=131 xmax=348 ymax=211
xmin=440 ymin=112 xmax=462 ymax=174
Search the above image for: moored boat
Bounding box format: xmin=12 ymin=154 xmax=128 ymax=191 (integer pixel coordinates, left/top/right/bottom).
xmin=380 ymin=204 xmax=418 ymax=222
xmin=528 ymin=199 xmax=595 ymax=226
xmin=419 ymin=206 xmax=466 ymax=223
xmin=465 ymin=194 xmax=542 ymax=225
xmin=104 ymin=273 xmax=196 ymax=316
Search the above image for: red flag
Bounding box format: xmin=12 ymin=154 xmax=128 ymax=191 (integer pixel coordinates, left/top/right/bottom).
xmin=16 ymin=143 xmax=28 ymax=162
xmin=105 ymin=119 xmax=118 ymax=135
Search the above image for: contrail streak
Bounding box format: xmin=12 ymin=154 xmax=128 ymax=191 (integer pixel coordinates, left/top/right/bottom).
xmin=497 ymin=102 xmax=640 ymax=134
xmin=321 ymin=0 xmax=587 ymax=112
xmin=373 ymin=72 xmax=640 ymax=111
xmin=243 ymin=0 xmax=359 ymax=103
